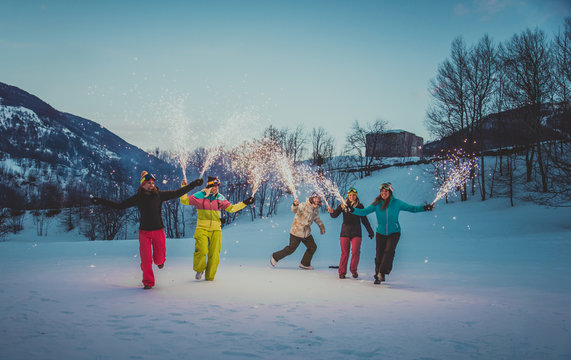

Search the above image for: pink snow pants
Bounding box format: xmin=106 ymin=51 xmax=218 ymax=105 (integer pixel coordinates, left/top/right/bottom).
xmin=339 ymin=236 xmax=362 ymax=276
xmin=139 ymin=229 xmax=166 ymax=287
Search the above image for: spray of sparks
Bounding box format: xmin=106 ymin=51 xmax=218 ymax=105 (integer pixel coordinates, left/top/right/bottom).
xmin=231 ymin=140 xmax=273 ymax=196
xmin=199 ymin=146 xmax=224 ymax=178
xmin=432 ymin=150 xmax=478 ymax=205
xmin=271 ymin=148 xmax=298 ymax=199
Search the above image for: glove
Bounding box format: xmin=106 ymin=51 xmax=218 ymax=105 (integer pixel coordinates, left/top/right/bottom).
xmin=190 ymin=178 xmax=204 ymax=187
xmin=320 ymin=227 xmax=326 ymax=235
xmin=368 ymin=232 xmax=374 ymax=239
xmin=243 ymin=196 xmax=255 ymax=205
xmin=423 ymin=204 xmax=434 ymax=211
xmin=90 ymin=197 xmax=100 ymax=205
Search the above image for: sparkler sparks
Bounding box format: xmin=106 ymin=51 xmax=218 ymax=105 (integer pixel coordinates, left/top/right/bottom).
xmin=431 ymin=150 xmax=478 ymax=205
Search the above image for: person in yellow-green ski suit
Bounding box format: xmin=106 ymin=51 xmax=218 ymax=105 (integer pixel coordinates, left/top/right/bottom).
xmin=180 ymin=176 xmax=254 ymax=281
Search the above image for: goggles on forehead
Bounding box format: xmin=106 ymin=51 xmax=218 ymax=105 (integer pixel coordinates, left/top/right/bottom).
xmin=379 ymin=183 xmax=393 ymax=192
xmin=347 ymin=188 xmax=358 ymax=196
xmin=143 ymin=173 xmax=156 ymax=182
xmin=208 ymin=179 xmax=221 ymax=187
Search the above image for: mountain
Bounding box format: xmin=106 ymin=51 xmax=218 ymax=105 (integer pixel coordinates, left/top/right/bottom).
xmin=0 ymin=82 xmax=179 ymax=209
xmin=423 ymin=103 xmax=570 ymax=156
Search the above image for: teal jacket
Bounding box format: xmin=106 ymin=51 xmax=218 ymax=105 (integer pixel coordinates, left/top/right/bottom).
xmin=352 ymin=197 xmax=425 ymax=236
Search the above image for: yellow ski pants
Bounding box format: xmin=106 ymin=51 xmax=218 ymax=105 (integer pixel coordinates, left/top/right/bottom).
xmin=193 ymin=228 xmax=223 ymax=280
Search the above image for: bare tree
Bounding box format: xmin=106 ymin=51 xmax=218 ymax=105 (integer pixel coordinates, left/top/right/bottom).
xmin=311 ymin=127 xmax=335 ymax=168
xmin=501 ymin=28 xmax=553 ymax=192
xmin=345 ymin=119 xmax=387 ymax=178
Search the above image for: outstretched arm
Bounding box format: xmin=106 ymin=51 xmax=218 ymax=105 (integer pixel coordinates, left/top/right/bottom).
xmin=351 ymin=204 xmax=376 ymax=216
xmin=161 ymin=178 xmax=204 ymax=202
xmin=91 ymin=194 xmax=138 ymax=209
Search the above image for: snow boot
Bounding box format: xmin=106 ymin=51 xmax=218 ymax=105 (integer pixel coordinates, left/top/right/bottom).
xmin=352 ymin=272 xmax=358 ymax=279
xmin=158 ymin=263 xmax=164 ymax=269
xmin=299 ymin=264 xmax=314 ymax=270
xmin=143 ymin=285 xmax=153 ymax=290
xmin=339 ymin=274 xmax=346 ymax=279
xmin=195 ymin=271 xmax=203 ymax=280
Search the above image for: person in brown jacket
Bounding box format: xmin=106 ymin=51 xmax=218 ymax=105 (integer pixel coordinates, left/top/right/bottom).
xmin=270 ymin=193 xmax=326 ymax=270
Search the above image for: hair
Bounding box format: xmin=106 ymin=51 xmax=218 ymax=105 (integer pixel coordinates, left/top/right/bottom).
xmin=346 ymin=194 xmax=360 ymax=207
xmin=372 ymin=191 xmax=392 ymax=210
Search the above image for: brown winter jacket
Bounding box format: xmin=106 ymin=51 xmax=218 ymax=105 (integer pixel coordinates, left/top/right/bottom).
xmin=289 ymin=199 xmax=325 ymax=239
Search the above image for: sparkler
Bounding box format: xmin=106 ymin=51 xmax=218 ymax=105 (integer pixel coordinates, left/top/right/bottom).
xmin=431 ymin=150 xmax=478 ymax=205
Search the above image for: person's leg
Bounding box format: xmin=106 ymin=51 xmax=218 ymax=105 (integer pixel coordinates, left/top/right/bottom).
xmin=193 ymin=228 xmax=210 ymax=274
xmin=338 ymin=237 xmax=350 ymax=276
xmin=300 ymin=235 xmax=317 ymax=267
xmin=349 ymin=237 xmax=362 ymax=276
xmin=138 ymin=230 xmax=154 ymax=287
xmin=151 ymin=229 xmax=166 ymax=267
xmin=374 ymin=233 xmax=387 ymax=280
xmin=272 ymin=234 xmax=302 ymax=262
xmin=379 ymin=232 xmax=401 ymax=275
xmin=205 ymin=230 xmax=222 ymax=280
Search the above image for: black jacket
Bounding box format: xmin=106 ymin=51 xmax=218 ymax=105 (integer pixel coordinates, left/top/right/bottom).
xmin=95 ymin=182 xmax=197 ymax=231
xmin=330 ymin=202 xmax=374 ymax=238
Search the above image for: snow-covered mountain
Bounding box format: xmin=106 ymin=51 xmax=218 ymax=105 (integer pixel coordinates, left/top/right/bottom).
xmin=0 ymin=82 xmax=178 ymax=208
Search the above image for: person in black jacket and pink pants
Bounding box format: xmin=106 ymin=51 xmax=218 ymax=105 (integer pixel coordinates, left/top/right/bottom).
xmin=90 ymin=171 xmax=202 ymax=289
xmin=328 ymin=188 xmax=374 ymax=279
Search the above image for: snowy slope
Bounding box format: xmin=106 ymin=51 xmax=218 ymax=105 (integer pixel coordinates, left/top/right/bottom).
xmin=1 ymin=165 xmax=570 ymax=360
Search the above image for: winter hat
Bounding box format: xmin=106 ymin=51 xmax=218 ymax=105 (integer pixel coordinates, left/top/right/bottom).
xmin=347 ymin=187 xmax=358 ymax=197
xmin=379 ymin=182 xmax=393 ymax=193
xmin=206 ymin=176 xmax=221 ymax=188
xmin=140 ymin=171 xmax=156 ymax=186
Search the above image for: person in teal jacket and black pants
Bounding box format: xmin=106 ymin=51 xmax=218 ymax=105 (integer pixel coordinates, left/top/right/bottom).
xmin=348 ymin=182 xmax=433 ymax=284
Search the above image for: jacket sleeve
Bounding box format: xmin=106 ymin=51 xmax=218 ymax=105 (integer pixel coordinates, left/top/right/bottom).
xmin=180 ymin=190 xmax=202 ymax=206
xmin=397 ymin=199 xmax=425 ymax=213
xmin=160 ymin=182 xmax=199 ymax=202
xmin=96 ymin=194 xmax=138 ymax=209
xmin=314 ymin=213 xmax=325 ymax=232
xmin=220 ymin=200 xmax=247 ymax=213
xmin=358 ymin=204 xmax=375 ymax=235
xmin=329 ymin=205 xmax=343 ymax=218
xmin=352 ymin=204 xmax=376 ymax=217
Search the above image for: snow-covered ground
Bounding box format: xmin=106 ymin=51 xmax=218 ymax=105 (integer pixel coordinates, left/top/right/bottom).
xmin=1 ymin=165 xmax=570 ymax=360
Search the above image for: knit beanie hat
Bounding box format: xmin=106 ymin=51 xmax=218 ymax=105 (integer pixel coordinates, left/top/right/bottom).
xmin=347 ymin=187 xmax=358 ymax=197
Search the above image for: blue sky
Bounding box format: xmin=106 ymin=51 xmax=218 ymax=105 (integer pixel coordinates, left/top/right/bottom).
xmin=1 ymin=0 xmax=569 ymax=152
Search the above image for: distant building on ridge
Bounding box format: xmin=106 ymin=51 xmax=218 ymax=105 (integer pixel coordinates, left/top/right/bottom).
xmin=366 ymin=130 xmax=423 ymax=158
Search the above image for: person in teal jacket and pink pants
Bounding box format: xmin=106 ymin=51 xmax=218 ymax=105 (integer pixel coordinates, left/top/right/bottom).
xmin=348 ymin=182 xmax=433 ymax=284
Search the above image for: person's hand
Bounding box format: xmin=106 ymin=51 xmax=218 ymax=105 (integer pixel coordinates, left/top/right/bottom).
xmin=190 ymin=178 xmax=204 ymax=187
xmin=181 ymin=179 xmax=187 ymax=186
xmin=320 ymin=227 xmax=325 ymax=235
xmin=243 ymin=196 xmax=255 ymax=205
xmin=293 ymin=199 xmax=299 ymax=206
xmin=327 ymin=207 xmax=334 ymax=213
xmin=368 ymin=232 xmax=374 ymax=239
xmin=423 ymin=204 xmax=434 ymax=211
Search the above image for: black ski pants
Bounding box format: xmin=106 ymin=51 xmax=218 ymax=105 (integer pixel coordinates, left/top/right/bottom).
xmin=273 ymin=234 xmax=317 ymax=267
xmin=374 ymin=232 xmax=401 ymax=276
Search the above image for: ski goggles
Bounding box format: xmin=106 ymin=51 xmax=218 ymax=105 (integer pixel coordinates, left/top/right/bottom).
xmin=347 ymin=188 xmax=358 ymax=196
xmin=207 ymin=178 xmax=221 ymax=187
xmin=379 ymin=183 xmax=393 ymax=192
xmin=141 ymin=173 xmax=156 ymax=184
